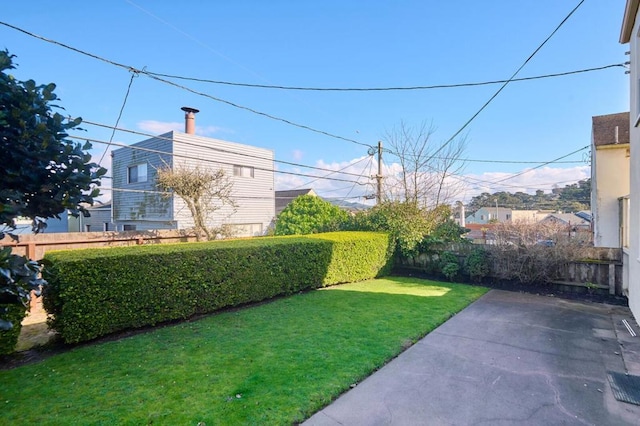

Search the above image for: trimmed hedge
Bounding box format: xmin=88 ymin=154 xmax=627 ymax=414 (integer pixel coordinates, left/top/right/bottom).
xmin=43 ymin=231 xmax=391 ymax=343
xmin=307 ymin=232 xmax=393 ymax=284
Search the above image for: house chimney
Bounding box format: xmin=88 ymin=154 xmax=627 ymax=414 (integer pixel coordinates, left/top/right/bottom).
xmin=181 ymin=106 xmax=199 ymax=134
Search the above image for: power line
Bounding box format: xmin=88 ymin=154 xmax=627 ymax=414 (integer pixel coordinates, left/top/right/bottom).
xmin=98 ymin=70 xmax=138 ymax=165
xmin=70 ymin=135 xmax=370 ymax=186
xmin=99 ymin=186 xmax=370 ymax=202
xmin=428 ymin=0 xmax=586 ymax=160
xmin=383 ymin=147 xmax=584 ymax=165
xmin=289 ymin=155 xmax=372 ymax=190
xmin=342 ymin=155 xmax=374 ymax=201
xmin=0 ymin=20 xmax=373 ymax=150
xmin=488 ymin=145 xmax=589 ymax=184
xmin=80 ymin=118 xmax=369 ymax=178
xmin=146 ymin=63 xmax=624 ymax=92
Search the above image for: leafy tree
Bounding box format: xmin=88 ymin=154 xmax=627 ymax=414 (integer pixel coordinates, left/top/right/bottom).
xmin=156 ymin=164 xmax=236 ymax=241
xmin=418 ymin=217 xmax=469 ymax=254
xmin=0 ymin=50 xmax=105 ymax=330
xmin=275 ymin=195 xmax=348 ymax=235
xmin=344 ymin=202 xmax=451 ymax=256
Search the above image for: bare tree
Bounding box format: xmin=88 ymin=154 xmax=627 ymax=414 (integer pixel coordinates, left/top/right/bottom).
xmin=156 ymin=164 xmax=236 ymax=241
xmin=382 ymin=121 xmax=467 ymax=209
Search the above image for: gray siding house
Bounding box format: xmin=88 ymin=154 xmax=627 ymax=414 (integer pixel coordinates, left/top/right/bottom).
xmin=111 ymin=113 xmax=275 ymax=237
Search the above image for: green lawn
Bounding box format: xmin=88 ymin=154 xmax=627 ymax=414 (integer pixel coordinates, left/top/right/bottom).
xmin=0 ymin=277 xmax=487 ymax=425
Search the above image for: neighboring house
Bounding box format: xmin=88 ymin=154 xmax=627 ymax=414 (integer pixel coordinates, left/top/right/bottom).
xmin=590 ymin=112 xmax=630 ymax=247
xmin=575 ymin=210 xmax=593 ymax=222
xmin=620 ymin=1 xmax=640 ymax=319
xmin=275 ymin=189 xmax=317 ymax=215
xmin=68 ymin=203 xmax=115 ymax=232
xmin=465 ymin=207 xmax=549 ymax=224
xmin=111 ymin=108 xmax=275 ymax=237
xmin=3 ymin=203 xmax=114 ymax=235
xmin=539 ymin=213 xmax=591 ymax=231
xmin=465 ymin=207 xmax=513 ymax=224
xmin=464 ymin=223 xmax=497 ymax=244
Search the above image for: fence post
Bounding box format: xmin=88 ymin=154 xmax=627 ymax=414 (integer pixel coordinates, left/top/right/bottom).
xmin=27 ymin=242 xmax=36 ymax=260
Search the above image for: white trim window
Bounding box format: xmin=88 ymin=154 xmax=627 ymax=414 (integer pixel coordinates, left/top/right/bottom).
xmin=233 ymin=165 xmax=254 ymax=178
xmin=128 ymin=163 xmax=148 ymax=183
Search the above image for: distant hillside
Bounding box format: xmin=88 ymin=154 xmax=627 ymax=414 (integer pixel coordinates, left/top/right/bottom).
xmin=466 ymin=179 xmax=590 ymax=215
xmin=325 ymin=199 xmax=372 ymax=211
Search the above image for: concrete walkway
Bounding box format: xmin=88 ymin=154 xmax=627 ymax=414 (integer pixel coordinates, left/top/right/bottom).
xmin=304 ymin=290 xmax=640 ymax=425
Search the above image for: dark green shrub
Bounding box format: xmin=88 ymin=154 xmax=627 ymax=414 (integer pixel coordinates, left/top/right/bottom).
xmin=0 ymin=303 xmax=26 ymax=355
xmin=43 ymin=232 xmax=391 ymax=343
xmin=441 ymin=262 xmax=460 ymax=282
xmin=0 ymin=246 xmax=45 ymax=335
xmin=464 ymin=248 xmax=490 ymax=282
xmin=439 ymin=251 xmax=460 ymax=281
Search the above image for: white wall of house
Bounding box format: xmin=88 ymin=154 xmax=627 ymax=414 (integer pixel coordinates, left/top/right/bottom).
xmin=510 ymin=210 xmax=549 ymax=223
xmin=171 ymin=132 xmax=274 ymax=237
xmin=621 ymin=0 xmax=640 ymax=319
xmin=111 ymin=131 xmax=274 ymax=236
xmin=465 ymin=207 xmax=512 ymax=224
xmin=592 ymin=144 xmax=630 ymax=247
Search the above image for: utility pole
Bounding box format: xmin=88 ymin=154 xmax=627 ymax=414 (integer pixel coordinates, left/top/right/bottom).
xmin=376 ymin=141 xmax=383 ymax=204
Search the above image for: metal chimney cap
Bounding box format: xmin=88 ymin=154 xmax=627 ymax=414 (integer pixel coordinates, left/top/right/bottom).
xmin=181 ymin=106 xmax=200 ymax=114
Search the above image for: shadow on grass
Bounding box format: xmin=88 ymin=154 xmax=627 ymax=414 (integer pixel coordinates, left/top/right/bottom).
xmin=0 ymin=277 xmax=487 ymax=424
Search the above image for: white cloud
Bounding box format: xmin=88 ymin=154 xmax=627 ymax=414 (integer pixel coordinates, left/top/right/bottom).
xmin=275 ymin=155 xmax=590 ymax=207
xmin=275 ymin=155 xmax=378 ymax=205
xmin=292 ymin=149 xmax=304 ymax=161
xmin=137 ymin=120 xmax=222 ymax=136
xmin=138 ymin=120 xmax=182 ymax=134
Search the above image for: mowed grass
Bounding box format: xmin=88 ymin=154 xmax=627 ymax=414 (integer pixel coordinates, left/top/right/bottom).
xmin=0 ymin=277 xmax=487 ymax=425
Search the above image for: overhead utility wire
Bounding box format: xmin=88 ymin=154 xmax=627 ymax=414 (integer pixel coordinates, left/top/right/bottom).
xmin=98 ymin=70 xmax=138 ymax=165
xmin=289 ymin=155 xmax=372 ymax=190
xmin=147 ymin=64 xmax=623 ymax=92
xmin=0 ymin=21 xmax=372 ymax=150
xmin=383 ymin=147 xmax=584 ymax=165
xmin=69 ymin=135 xmax=369 ymax=186
xmin=427 ymin=0 xmax=586 ymax=161
xmin=396 ymin=146 xmax=588 ymax=192
xmin=488 ymin=145 xmax=589 ymax=184
xmin=99 ymin=186 xmax=367 ymax=201
xmin=80 ymin=118 xmax=367 ymax=179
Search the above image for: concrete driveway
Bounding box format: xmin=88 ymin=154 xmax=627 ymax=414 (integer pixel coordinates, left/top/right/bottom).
xmin=304 ymin=290 xmax=640 ymax=425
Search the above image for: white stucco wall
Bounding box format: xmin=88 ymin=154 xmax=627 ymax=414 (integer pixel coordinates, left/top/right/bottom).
xmin=624 ymin=10 xmax=640 ymax=318
xmin=592 ymin=145 xmax=630 ymax=247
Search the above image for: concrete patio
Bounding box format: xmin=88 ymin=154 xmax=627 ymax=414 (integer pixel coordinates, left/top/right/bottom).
xmin=304 ymin=290 xmax=640 ymax=425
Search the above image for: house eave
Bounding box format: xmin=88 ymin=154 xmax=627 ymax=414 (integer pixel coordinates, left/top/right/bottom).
xmin=621 ymin=0 xmax=640 ymax=43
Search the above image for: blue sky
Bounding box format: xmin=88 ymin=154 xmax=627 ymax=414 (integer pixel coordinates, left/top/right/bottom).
xmin=0 ymin=1 xmax=630 ymax=203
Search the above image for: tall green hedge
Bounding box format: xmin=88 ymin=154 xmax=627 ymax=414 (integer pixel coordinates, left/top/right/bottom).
xmin=43 ymin=232 xmax=391 ymax=343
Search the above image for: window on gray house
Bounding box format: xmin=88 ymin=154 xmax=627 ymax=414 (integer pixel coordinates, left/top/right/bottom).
xmin=103 ymin=222 xmax=109 ymax=232
xmin=128 ymin=163 xmax=148 ymax=183
xmin=123 ymin=225 xmax=137 ymax=231
xmin=233 ymin=165 xmax=254 ymax=178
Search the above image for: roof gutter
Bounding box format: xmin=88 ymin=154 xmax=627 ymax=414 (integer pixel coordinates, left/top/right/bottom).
xmin=621 ymin=0 xmax=640 ymax=43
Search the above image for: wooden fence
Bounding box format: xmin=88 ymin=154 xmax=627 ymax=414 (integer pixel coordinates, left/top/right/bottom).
xmin=398 ymin=245 xmax=623 ymax=296
xmin=0 ymin=229 xmax=201 ymax=260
